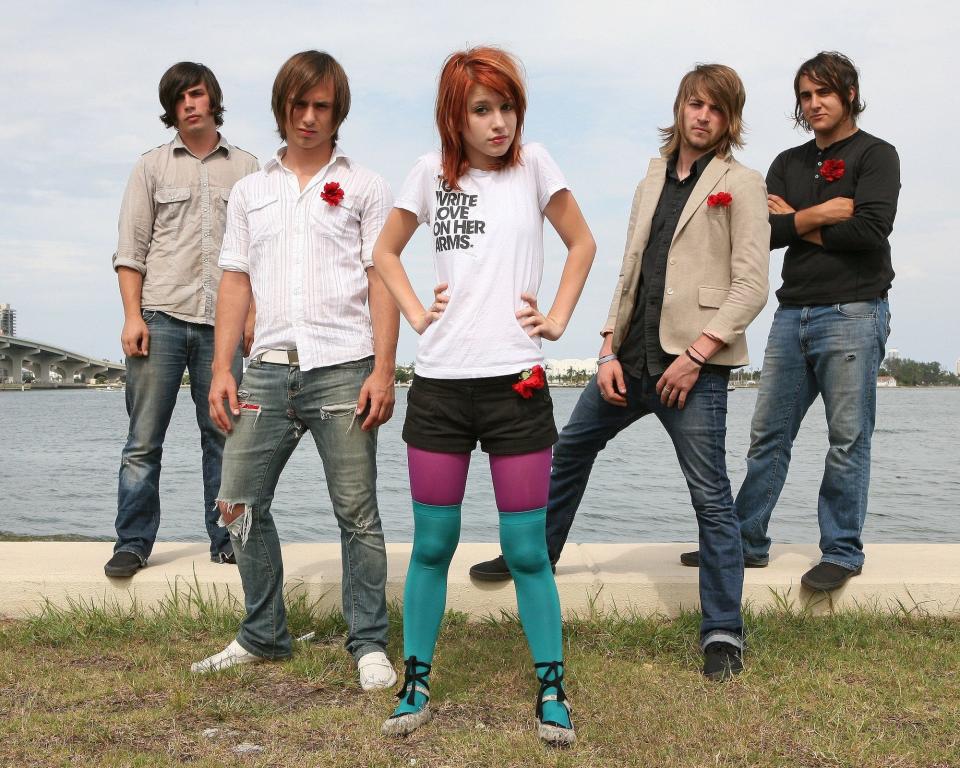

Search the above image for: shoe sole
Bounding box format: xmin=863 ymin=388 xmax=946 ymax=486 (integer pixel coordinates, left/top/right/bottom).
xmin=468 ymin=567 xmax=514 ymax=582
xmin=538 ymin=720 xmax=576 ymax=747
xmin=801 ymin=566 xmax=862 ymax=591
xmin=703 ymin=665 xmax=743 ymax=682
xmin=381 ymin=705 xmax=432 ymax=736
xmin=679 ymin=554 xmax=768 ymax=568
xmin=104 ymin=563 xmax=144 ymax=578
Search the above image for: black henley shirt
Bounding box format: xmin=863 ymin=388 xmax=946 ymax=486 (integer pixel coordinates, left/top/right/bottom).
xmin=767 ymin=129 xmax=900 ymax=305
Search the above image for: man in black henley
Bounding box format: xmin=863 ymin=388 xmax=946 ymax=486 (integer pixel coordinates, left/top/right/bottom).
xmin=681 ymin=51 xmax=900 ymax=591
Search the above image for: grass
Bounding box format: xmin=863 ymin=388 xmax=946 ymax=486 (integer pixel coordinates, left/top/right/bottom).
xmin=1 ymin=583 xmax=958 ymax=768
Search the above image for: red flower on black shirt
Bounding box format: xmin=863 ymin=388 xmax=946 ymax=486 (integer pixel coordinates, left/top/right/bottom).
xmin=821 ymin=159 xmax=845 ymax=182
xmin=513 ymin=365 xmax=546 ymax=399
xmin=707 ymin=192 xmax=733 ymax=207
xmin=321 ymin=181 xmax=345 ymax=206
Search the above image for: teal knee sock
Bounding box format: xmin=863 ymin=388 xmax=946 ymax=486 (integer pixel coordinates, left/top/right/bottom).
xmin=394 ymin=501 xmax=461 ymax=716
xmin=499 ymin=508 xmax=570 ymax=729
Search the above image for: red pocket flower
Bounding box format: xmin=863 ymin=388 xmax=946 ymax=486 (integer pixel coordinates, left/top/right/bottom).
xmin=820 ymin=159 xmax=845 ymax=182
xmin=707 ymin=191 xmax=733 ymax=208
xmin=512 ymin=365 xmax=546 ymax=399
xmin=321 ymin=181 xmax=345 ymax=206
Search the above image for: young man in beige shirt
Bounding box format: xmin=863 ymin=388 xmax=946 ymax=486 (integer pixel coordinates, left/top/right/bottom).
xmin=106 ymin=62 xmax=257 ymax=578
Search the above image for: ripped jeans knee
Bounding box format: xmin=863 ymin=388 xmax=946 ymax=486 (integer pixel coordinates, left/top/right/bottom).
xmin=216 ymin=499 xmax=254 ymax=547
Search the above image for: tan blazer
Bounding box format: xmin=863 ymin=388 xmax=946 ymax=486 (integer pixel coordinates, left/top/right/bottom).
xmin=604 ymin=154 xmax=770 ymax=367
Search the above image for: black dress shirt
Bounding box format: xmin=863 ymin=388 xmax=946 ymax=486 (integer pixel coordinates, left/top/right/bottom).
xmin=619 ymin=151 xmax=727 ymax=379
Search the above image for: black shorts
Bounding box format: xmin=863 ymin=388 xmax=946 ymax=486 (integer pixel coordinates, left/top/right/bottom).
xmin=402 ymin=373 xmax=558 ymax=456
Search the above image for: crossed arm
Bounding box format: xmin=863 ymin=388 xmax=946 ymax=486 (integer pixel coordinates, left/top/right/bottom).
xmin=768 ymin=194 xmax=853 ymax=246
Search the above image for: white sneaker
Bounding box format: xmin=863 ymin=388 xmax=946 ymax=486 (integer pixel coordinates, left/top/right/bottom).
xmin=358 ymin=650 xmax=398 ymax=691
xmin=191 ymin=640 xmax=264 ymax=674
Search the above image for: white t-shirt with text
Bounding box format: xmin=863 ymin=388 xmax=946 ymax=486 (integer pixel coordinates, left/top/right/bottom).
xmin=395 ymin=143 xmax=569 ymax=378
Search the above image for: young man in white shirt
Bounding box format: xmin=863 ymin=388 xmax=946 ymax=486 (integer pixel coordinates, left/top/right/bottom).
xmin=192 ymin=51 xmax=400 ymax=691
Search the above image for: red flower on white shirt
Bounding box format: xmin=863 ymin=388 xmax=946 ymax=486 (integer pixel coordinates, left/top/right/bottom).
xmin=820 ymin=159 xmax=845 ymax=182
xmin=707 ymin=192 xmax=733 ymax=208
xmin=321 ymin=181 xmax=345 ymax=206
xmin=513 ymin=365 xmax=546 ymax=399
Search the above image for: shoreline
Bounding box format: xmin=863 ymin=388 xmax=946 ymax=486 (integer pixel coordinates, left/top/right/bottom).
xmin=3 ymin=541 xmax=958 ymax=619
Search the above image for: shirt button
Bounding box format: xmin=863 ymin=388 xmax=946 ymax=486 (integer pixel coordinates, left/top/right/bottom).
xmin=817 ymin=161 xmax=823 ymax=166
xmin=815 ymin=174 xmax=820 ymax=179
xmin=670 ymin=259 xmax=676 ymax=265
xmin=666 ymin=288 xmax=674 ymax=295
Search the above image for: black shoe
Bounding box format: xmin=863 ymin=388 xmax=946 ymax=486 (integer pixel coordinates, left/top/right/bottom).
xmin=702 ymin=641 xmax=743 ymax=681
xmin=801 ymin=562 xmax=862 ymax=591
xmin=470 ymin=554 xmax=512 ymax=581
xmin=679 ymin=550 xmax=769 ymax=568
xmin=212 ymin=550 xmax=236 ymax=564
xmin=104 ymin=551 xmax=145 ymax=578
xmin=468 ymin=554 xmax=556 ymax=581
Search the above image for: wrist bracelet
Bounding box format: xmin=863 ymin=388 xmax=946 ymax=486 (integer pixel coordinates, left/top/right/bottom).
xmin=685 ymin=349 xmax=704 ymax=367
xmin=597 ymin=353 xmax=618 ymax=366
xmin=690 ymin=345 xmax=709 ymax=361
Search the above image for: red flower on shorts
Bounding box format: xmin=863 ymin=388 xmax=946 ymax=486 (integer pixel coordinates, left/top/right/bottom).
xmin=707 ymin=191 xmax=733 ymax=208
xmin=321 ymin=181 xmax=345 ymax=206
xmin=820 ymin=159 xmax=845 ymax=182
xmin=512 ymin=365 xmax=546 ymax=399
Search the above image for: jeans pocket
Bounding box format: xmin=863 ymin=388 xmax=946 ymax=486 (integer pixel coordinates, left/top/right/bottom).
xmin=141 ymin=309 xmax=158 ymax=323
xmin=836 ymin=301 xmax=877 ymax=319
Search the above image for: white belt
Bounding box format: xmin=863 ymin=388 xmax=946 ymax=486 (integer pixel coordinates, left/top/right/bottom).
xmin=257 ymin=349 xmax=299 ymax=366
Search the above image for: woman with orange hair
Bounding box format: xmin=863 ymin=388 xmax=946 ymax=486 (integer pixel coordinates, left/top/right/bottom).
xmin=373 ymin=46 xmax=595 ymax=746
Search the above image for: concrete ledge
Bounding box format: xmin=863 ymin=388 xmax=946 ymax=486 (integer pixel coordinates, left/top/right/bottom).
xmin=2 ymin=542 xmax=958 ymax=619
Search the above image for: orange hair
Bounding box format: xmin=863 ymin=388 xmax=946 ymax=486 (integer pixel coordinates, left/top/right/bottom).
xmin=435 ymin=47 xmax=527 ymax=189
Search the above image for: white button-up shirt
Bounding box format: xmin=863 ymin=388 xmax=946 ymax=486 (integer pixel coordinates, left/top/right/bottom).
xmin=219 ymin=146 xmax=392 ymax=371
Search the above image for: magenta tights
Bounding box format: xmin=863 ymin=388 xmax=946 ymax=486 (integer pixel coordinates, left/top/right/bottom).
xmin=407 ymin=446 xmax=552 ymax=512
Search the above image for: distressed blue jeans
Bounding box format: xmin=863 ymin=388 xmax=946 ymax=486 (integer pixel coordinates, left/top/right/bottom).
xmin=736 ymin=300 xmax=891 ymax=570
xmin=115 ymin=310 xmax=240 ymax=561
xmin=217 ymin=356 xmax=388 ymax=661
xmin=544 ymin=369 xmax=743 ymax=646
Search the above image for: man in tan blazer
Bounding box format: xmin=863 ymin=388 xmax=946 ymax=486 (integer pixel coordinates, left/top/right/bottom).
xmin=470 ymin=64 xmax=769 ymax=680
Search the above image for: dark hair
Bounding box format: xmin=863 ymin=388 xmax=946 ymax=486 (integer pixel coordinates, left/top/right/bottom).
xmin=158 ymin=62 xmax=224 ymax=129
xmin=271 ymin=51 xmax=351 ymax=143
xmin=793 ymin=51 xmax=865 ymax=131
xmin=435 ymin=46 xmax=527 ymax=189
xmin=659 ymin=64 xmax=746 ymax=158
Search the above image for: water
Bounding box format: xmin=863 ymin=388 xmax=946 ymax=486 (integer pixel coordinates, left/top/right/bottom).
xmin=1 ymin=387 xmax=958 ymax=544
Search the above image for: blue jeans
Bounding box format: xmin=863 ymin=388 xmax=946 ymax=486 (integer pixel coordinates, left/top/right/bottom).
xmin=217 ymin=356 xmax=388 ymax=661
xmin=545 ymin=369 xmax=742 ymax=645
xmin=114 ymin=311 xmax=241 ymax=560
xmin=736 ymin=300 xmax=891 ymax=570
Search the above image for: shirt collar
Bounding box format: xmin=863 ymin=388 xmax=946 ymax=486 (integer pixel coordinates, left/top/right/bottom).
xmin=666 ymin=149 xmax=716 ymax=181
xmin=172 ymin=132 xmax=230 ymax=158
xmin=265 ymin=143 xmax=352 ymax=173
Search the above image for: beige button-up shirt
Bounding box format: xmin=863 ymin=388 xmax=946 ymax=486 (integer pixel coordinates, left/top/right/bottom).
xmin=112 ymin=134 xmax=259 ymax=325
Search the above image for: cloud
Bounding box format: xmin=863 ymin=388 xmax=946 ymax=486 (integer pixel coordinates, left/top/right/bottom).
xmin=0 ymin=0 xmax=957 ymax=366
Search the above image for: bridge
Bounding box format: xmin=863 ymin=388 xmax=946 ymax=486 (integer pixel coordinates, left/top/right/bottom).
xmin=0 ymin=334 xmax=125 ymax=387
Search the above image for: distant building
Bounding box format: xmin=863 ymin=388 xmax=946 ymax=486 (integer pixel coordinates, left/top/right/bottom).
xmin=0 ymin=304 xmax=15 ymax=336
xmin=545 ymin=358 xmax=598 ymax=384
xmin=886 ymin=348 xmax=901 ymax=361
xmin=877 ymin=376 xmax=898 ymax=388
xmin=955 ymin=359 xmax=960 ymax=377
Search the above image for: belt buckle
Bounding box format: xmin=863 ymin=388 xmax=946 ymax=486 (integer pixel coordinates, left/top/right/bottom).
xmin=260 ymin=349 xmax=299 ymax=366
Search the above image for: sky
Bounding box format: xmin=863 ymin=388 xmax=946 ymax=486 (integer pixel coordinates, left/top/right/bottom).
xmin=1 ymin=0 xmax=957 ymax=369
